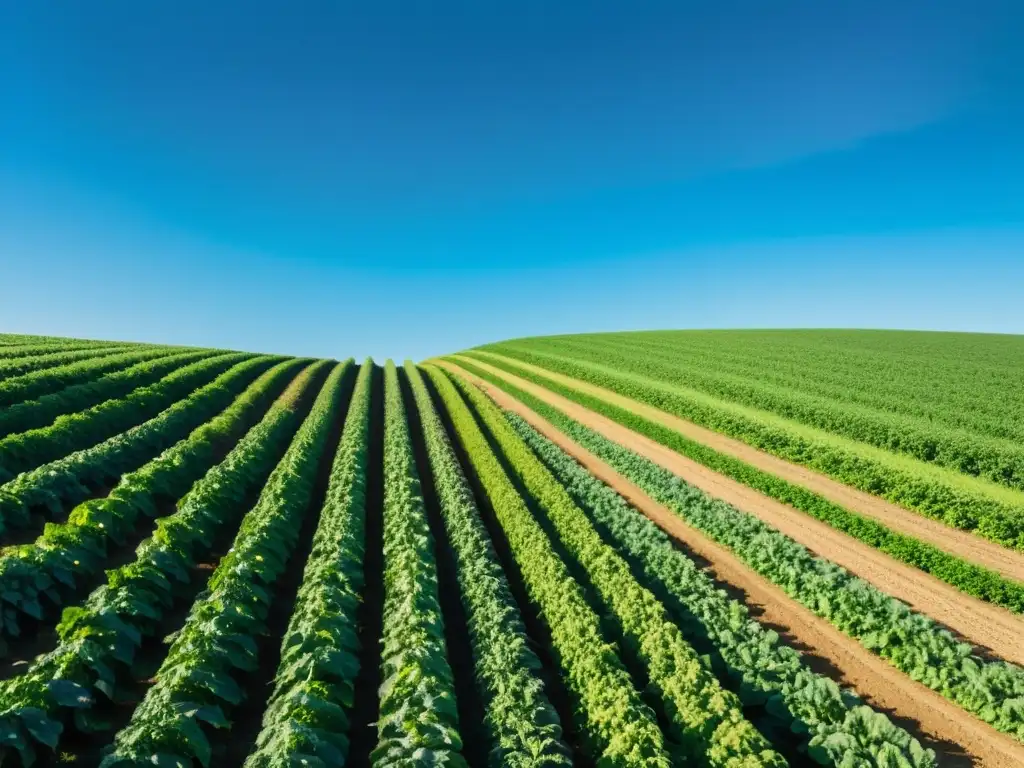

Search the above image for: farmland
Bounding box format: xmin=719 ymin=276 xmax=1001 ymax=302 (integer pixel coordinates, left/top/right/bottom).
xmin=0 ymin=331 xmax=1021 ymax=767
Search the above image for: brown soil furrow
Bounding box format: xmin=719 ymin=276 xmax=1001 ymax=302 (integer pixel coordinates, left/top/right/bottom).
xmin=450 ymin=356 xmax=1024 ymax=664
xmin=437 ymin=360 xmax=1024 ymax=768
xmin=470 ymin=350 xmax=1024 ymax=583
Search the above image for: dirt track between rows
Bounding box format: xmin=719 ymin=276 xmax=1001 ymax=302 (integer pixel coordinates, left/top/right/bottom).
xmin=438 ymin=359 xmax=1024 ymax=767
xmin=452 ymin=355 xmax=1024 ymax=663
xmin=471 ymin=350 xmax=1024 ymax=585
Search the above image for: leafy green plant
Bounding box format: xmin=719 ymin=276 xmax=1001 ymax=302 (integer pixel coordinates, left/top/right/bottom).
xmin=465 ymin=348 xmax=1024 ymax=551
xmin=551 ymin=332 xmax=1024 ymax=444
xmin=0 ymin=351 xmax=259 ymax=482
xmin=0 ymin=346 xmax=137 ymax=383
xmin=244 ymin=360 xmax=373 ymax=767
xmin=407 ymin=362 xmax=571 ymax=767
xmin=0 ymin=349 xmax=215 ymax=438
xmin=485 ymin=335 xmax=1024 ymax=488
xmin=0 ymin=361 xmax=330 ymax=766
xmin=100 ymin=361 xmax=349 ymax=767
xmin=454 ymin=356 xmax=1024 ymax=613
xmin=508 ymin=410 xmax=936 ymax=767
xmin=0 ymin=346 xmax=188 ymax=409
xmin=425 ymin=365 xmax=671 ymax=768
xmin=0 ymin=358 xmax=312 ymax=648
xmin=445 ymin=367 xmax=784 ymax=768
xmin=0 ymin=343 xmax=101 ymax=361
xmin=457 ymin=367 xmax=1024 ymax=745
xmin=369 ymin=361 xmax=466 ymax=767
xmin=0 ymin=355 xmax=278 ymax=537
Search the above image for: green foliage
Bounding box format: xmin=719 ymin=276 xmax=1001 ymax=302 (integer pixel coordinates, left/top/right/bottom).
xmin=406 ymin=362 xmax=571 ymax=767
xmin=0 ymin=351 xmax=262 ymax=482
xmin=0 ymin=346 xmax=136 ymax=383
xmin=485 ymin=333 xmax=1024 ymax=488
xmin=244 ymin=360 xmax=373 ymax=767
xmin=446 ymin=368 xmax=784 ymax=768
xmin=101 ymin=361 xmax=348 ymax=767
xmin=425 ymin=365 xmax=671 ymax=768
xmin=0 ymin=346 xmax=189 ymax=409
xmin=0 ymin=349 xmax=216 ymax=438
xmin=370 ymin=362 xmax=466 ymax=767
xmin=2 ymin=329 xmax=1011 ymax=767
xmin=0 ymin=361 xmax=328 ymax=765
xmin=508 ymin=411 xmax=937 ymax=768
xmin=0 ymin=338 xmax=134 ymax=359
xmin=456 ymin=356 xmax=1024 ymax=614
xmin=0 ymin=356 xmax=280 ymax=538
xmin=0 ymin=358 xmax=312 ymax=648
xmin=0 ymin=343 xmax=105 ymax=361
xmin=467 ymin=347 xmax=1024 ymax=551
xmin=461 ymin=368 xmax=1024 ymax=745
xmin=577 ymin=332 xmax=1024 ymax=445
xmin=0 ymin=335 xmax=124 ymax=347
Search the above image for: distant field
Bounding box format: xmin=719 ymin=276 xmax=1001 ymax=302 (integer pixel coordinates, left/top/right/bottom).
xmin=0 ymin=330 xmax=1021 ymax=767
xmin=470 ymin=330 xmax=1024 ymax=546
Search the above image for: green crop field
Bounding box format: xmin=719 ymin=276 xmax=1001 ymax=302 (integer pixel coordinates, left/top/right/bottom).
xmin=0 ymin=330 xmax=1021 ymax=768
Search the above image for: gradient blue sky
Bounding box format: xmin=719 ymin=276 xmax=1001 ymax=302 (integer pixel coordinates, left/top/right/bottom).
xmin=3 ymin=1 xmax=1023 ymax=360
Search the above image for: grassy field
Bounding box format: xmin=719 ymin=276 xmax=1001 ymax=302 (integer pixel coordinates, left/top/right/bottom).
xmin=0 ymin=331 xmax=1020 ymax=767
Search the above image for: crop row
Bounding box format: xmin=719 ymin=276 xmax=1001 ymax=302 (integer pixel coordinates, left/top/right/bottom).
xmin=370 ymin=362 xmax=466 ymax=766
xmin=0 ymin=342 xmax=76 ymax=357
xmin=453 ymin=357 xmax=1024 ymax=613
xmin=559 ymin=333 xmax=1024 ymax=444
xmin=0 ymin=336 xmax=127 ymax=346
xmin=0 ymin=336 xmax=62 ymax=345
xmin=0 ymin=341 xmax=125 ymax=361
xmin=0 ymin=360 xmax=326 ymax=764
xmin=0 ymin=351 xmax=257 ymax=482
xmin=496 ymin=341 xmax=1024 ymax=494
xmin=0 ymin=346 xmax=134 ymax=381
xmin=0 ymin=358 xmax=313 ymax=650
xmin=0 ymin=346 xmax=196 ymax=410
xmin=461 ymin=367 xmax=1024 ymax=744
xmin=101 ymin=360 xmax=349 ymax=766
xmin=426 ymin=364 xmax=673 ymax=766
xmin=445 ymin=366 xmax=785 ymax=768
xmin=0 ymin=349 xmax=216 ymax=439
xmin=549 ymin=330 xmax=1024 ymax=396
xmin=508 ymin=411 xmax=936 ymax=767
xmin=0 ymin=355 xmax=278 ymax=537
xmin=406 ymin=362 xmax=571 ymax=767
xmin=464 ymin=351 xmax=1024 ymax=552
xmin=0 ymin=336 xmax=115 ymax=347
xmin=244 ymin=360 xmax=372 ymax=766
xmin=512 ymin=332 xmax=1024 ymax=443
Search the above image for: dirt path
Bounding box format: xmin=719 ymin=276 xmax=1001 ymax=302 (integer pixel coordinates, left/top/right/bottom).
xmin=438 ymin=360 xmax=1024 ymax=768
xmin=445 ymin=357 xmax=1024 ymax=665
xmin=470 ymin=350 xmax=1024 ymax=584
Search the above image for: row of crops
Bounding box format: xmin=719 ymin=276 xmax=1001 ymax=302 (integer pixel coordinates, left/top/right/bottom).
xmin=485 ymin=331 xmax=1024 ymax=445
xmin=0 ymin=332 xmax=1017 ymax=766
xmin=474 ymin=335 xmax=1024 ymax=550
xmin=452 ymin=354 xmax=1024 ymax=615
xmin=450 ymin=361 xmax=1024 ymax=743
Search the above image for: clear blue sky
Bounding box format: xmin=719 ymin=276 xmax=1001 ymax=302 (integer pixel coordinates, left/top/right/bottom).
xmin=2 ymin=1 xmax=1022 ymax=360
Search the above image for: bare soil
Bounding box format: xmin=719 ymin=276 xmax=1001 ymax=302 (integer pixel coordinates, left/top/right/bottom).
xmin=439 ymin=359 xmax=1024 ymax=768
xmin=471 ymin=351 xmax=1024 ymax=584
xmin=452 ymin=357 xmax=1024 ymax=665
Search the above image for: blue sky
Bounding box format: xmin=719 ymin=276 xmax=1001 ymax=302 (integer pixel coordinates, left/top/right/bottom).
xmin=2 ymin=1 xmax=1022 ymax=360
